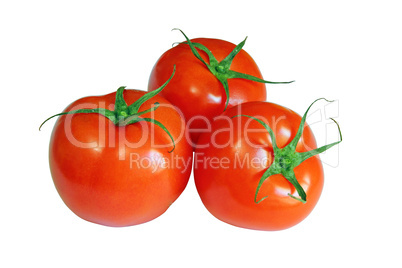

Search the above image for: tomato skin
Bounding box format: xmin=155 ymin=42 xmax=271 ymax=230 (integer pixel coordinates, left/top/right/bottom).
xmin=194 ymin=101 xmax=324 ymax=231
xmin=49 ymin=90 xmax=193 ymax=227
xmin=148 ymin=38 xmax=266 ymax=145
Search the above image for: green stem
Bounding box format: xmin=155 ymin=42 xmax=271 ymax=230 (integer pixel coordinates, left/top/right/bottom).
xmin=39 ymin=108 xmax=116 ymax=130
xmin=40 ymin=66 xmax=177 ymax=153
xmin=128 ymin=66 xmax=176 ymax=114
xmin=172 ymin=28 xmax=294 ymax=110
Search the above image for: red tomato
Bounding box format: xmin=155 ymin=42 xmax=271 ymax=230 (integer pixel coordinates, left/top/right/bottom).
xmin=46 ymin=86 xmax=193 ymax=227
xmin=148 ymin=34 xmax=269 ymax=146
xmin=194 ymin=100 xmax=341 ymax=231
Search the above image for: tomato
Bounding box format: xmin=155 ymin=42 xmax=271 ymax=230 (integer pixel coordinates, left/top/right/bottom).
xmin=194 ymin=99 xmax=341 ymax=231
xmin=148 ymin=29 xmax=291 ymax=146
xmin=43 ymin=70 xmax=193 ymax=227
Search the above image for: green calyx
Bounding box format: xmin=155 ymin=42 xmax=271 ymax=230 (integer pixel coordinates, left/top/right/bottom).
xmin=172 ymin=28 xmax=294 ymax=110
xmin=232 ymin=98 xmax=343 ymax=204
xmin=40 ymin=66 xmax=177 ymax=153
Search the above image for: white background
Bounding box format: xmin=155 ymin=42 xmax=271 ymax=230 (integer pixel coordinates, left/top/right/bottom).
xmin=1 ymin=0 xmax=401 ymax=267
